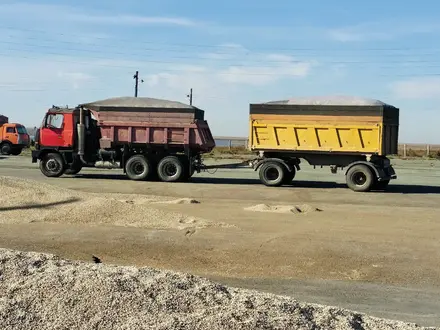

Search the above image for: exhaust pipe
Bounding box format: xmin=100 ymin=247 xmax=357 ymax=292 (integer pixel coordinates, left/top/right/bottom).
xmin=77 ymin=106 xmax=94 ymax=166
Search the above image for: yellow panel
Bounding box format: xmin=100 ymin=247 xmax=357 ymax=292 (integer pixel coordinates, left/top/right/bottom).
xmin=249 ymin=122 xmax=382 ymax=154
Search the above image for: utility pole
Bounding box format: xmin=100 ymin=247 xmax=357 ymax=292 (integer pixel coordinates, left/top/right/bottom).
xmin=133 ymin=71 xmax=143 ymax=97
xmin=187 ymin=88 xmax=193 ymax=105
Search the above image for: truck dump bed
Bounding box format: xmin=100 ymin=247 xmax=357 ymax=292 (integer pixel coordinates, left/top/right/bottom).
xmin=249 ymin=96 xmax=399 ymax=156
xmin=80 ymin=97 xmax=215 ymax=152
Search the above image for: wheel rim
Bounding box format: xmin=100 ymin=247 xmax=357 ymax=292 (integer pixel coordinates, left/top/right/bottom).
xmin=46 ymin=159 xmax=60 ymax=173
xmin=164 ymin=162 xmax=178 ymax=177
xmin=132 ymin=162 xmax=145 ymax=175
xmin=265 ymin=167 xmax=280 ymax=181
xmin=352 ymin=172 xmax=367 ymax=186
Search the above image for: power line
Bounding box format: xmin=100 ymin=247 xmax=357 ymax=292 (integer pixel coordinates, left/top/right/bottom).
xmin=3 ymin=45 xmax=440 ymax=70
xmin=1 ymin=25 xmax=440 ymax=53
xmin=1 ymin=34 xmax=440 ymax=58
xmin=2 ymin=39 xmax=440 ymax=64
xmin=0 ymin=52 xmax=439 ymax=78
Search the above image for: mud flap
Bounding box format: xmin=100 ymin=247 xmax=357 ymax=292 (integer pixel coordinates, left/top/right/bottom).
xmin=31 ymin=150 xmax=41 ymax=163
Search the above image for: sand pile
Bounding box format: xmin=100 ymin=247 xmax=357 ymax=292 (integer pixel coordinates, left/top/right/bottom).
xmin=0 ymin=176 xmax=229 ymax=230
xmin=245 ymin=203 xmax=322 ymax=214
xmin=0 ymin=248 xmax=433 ymax=330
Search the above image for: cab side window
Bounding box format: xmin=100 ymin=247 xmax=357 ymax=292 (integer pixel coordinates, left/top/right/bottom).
xmin=45 ymin=114 xmax=64 ymax=129
xmin=6 ymin=127 xmax=15 ymax=133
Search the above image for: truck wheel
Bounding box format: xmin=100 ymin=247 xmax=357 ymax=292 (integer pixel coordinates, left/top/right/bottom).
xmin=125 ymin=155 xmax=150 ymax=181
xmin=65 ymin=165 xmax=82 ymax=175
xmin=346 ymin=164 xmax=374 ymax=192
xmin=157 ymin=156 xmax=183 ymax=182
xmin=39 ymin=153 xmax=65 ymax=177
xmin=10 ymin=148 xmax=22 ymax=156
xmin=0 ymin=143 xmax=11 ymax=155
xmin=259 ymin=161 xmax=285 ymax=187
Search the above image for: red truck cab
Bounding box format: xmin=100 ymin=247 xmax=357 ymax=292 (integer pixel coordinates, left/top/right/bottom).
xmin=36 ymin=109 xmax=76 ymax=149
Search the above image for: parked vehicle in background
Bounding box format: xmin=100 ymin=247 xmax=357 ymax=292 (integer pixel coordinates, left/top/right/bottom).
xmin=0 ymin=115 xmax=30 ymax=155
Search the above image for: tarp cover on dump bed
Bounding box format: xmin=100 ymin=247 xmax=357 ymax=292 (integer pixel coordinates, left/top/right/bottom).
xmin=80 ymin=97 xmax=196 ymax=111
xmin=264 ymin=95 xmax=394 ymax=107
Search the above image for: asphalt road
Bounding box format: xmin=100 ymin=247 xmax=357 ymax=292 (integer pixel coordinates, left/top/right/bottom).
xmin=1 ymin=155 xmax=440 ymax=327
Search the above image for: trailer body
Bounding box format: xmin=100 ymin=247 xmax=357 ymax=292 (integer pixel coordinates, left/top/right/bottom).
xmin=0 ymin=115 xmax=30 ymax=155
xmin=249 ymin=97 xmax=398 ymax=155
xmin=32 ymin=97 xmax=215 ymax=182
xmin=247 ymin=96 xmax=399 ymax=192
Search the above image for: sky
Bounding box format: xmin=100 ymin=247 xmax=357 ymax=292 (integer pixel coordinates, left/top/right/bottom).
xmin=1 ymin=0 xmax=440 ymax=143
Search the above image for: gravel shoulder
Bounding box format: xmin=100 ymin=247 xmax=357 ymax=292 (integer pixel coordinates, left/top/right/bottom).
xmin=0 ymin=248 xmax=435 ymax=330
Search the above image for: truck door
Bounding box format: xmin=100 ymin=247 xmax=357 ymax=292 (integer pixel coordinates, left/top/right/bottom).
xmin=4 ymin=126 xmax=18 ymax=144
xmin=40 ymin=113 xmax=65 ymax=147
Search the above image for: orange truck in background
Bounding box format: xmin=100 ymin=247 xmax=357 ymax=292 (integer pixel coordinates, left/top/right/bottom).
xmin=0 ymin=115 xmax=30 ymax=155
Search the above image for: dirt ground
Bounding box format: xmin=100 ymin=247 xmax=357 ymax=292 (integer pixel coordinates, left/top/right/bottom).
xmin=1 ymin=155 xmax=440 ymax=326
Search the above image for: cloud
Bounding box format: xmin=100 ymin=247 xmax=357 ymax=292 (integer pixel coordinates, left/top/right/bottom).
xmin=389 ymin=77 xmax=440 ymax=99
xmin=0 ymin=2 xmax=197 ymax=27
xmin=72 ymin=14 xmax=196 ymax=27
xmin=57 ymin=72 xmax=95 ymax=90
xmin=217 ymin=53 xmax=315 ymax=85
xmin=327 ymin=21 xmax=440 ymax=42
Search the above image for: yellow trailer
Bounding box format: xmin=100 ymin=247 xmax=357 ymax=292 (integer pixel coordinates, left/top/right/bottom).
xmin=247 ymin=96 xmax=399 ymax=192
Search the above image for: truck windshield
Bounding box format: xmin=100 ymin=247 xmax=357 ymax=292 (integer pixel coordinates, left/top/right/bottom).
xmin=16 ymin=126 xmax=27 ymax=134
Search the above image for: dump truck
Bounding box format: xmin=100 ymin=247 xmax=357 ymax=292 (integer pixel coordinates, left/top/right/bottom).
xmin=31 ymin=97 xmax=215 ymax=181
xmin=245 ymin=96 xmax=399 ymax=192
xmin=0 ymin=115 xmax=30 ymax=155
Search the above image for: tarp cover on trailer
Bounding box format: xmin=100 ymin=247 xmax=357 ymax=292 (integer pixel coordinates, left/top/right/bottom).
xmin=79 ymin=97 xmax=196 ymax=111
xmin=265 ymin=95 xmax=394 ymax=107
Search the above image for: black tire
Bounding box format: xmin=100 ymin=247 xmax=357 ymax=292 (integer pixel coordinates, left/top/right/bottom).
xmin=39 ymin=153 xmax=65 ymax=178
xmin=0 ymin=143 xmax=11 ymax=155
xmin=346 ymin=164 xmax=375 ymax=192
xmin=259 ymin=161 xmax=285 ymax=187
xmin=65 ymin=166 xmax=82 ymax=175
xmin=282 ymin=167 xmax=296 ymax=185
xmin=10 ymin=148 xmax=22 ymax=156
xmin=373 ymin=179 xmax=390 ymax=191
xmin=125 ymin=155 xmax=150 ymax=181
xmin=64 ymin=158 xmax=83 ymax=175
xmin=157 ymin=156 xmax=184 ymax=182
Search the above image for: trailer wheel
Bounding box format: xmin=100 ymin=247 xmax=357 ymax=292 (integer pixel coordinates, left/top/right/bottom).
xmin=346 ymin=164 xmax=374 ymax=192
xmin=125 ymin=155 xmax=151 ymax=181
xmin=39 ymin=153 xmax=65 ymax=178
xmin=0 ymin=143 xmax=11 ymax=155
xmin=259 ymin=161 xmax=285 ymax=187
xmin=157 ymin=156 xmax=183 ymax=182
